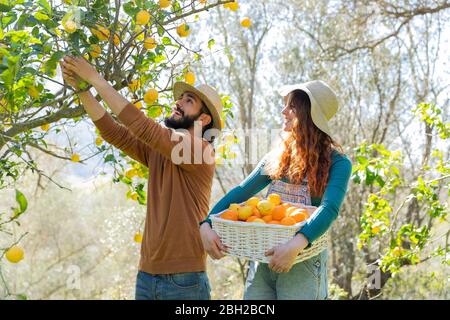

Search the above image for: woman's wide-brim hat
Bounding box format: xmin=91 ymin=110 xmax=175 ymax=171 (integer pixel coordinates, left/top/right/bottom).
xmin=173 ymin=82 xmax=223 ymax=131
xmin=277 ymin=80 xmax=339 ymax=138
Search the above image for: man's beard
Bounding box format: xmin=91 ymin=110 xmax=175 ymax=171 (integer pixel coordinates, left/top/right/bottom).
xmin=164 ymin=109 xmax=202 ymax=130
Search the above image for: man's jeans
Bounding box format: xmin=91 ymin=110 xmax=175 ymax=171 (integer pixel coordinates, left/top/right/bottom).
xmin=135 ymin=270 xmax=211 ymax=300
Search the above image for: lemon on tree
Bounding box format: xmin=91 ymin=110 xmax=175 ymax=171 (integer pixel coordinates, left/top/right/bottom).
xmin=40 ymin=123 xmax=50 ymax=131
xmin=136 ymin=10 xmax=151 ymax=25
xmin=184 ymin=71 xmax=195 ymax=85
xmin=134 ymin=232 xmax=143 ymax=243
xmin=176 ymin=23 xmax=191 ymax=37
xmin=130 ymin=192 xmax=139 ymax=201
xmin=159 ymin=0 xmax=172 ymax=8
xmin=241 ymin=17 xmax=251 ymax=28
xmin=5 ymin=246 xmax=24 ymax=263
xmin=62 ymin=20 xmax=77 ymax=33
xmin=71 ymin=153 xmax=80 ymax=162
xmin=144 ymin=37 xmax=157 ymax=50
xmin=128 ymin=79 xmax=141 ymax=92
xmin=28 ymin=85 xmax=40 ymax=99
xmin=134 ymin=101 xmax=143 ymax=109
xmin=125 ymin=168 xmax=138 ymax=179
xmin=224 ymin=1 xmax=239 ymax=11
xmin=95 ymin=136 xmax=103 ymax=146
xmin=89 ymin=44 xmax=102 ymax=58
xmin=91 ymin=24 xmax=110 ymax=41
xmin=144 ymin=88 xmax=159 ymax=105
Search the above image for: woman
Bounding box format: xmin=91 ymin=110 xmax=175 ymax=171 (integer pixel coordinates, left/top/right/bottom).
xmin=200 ymin=80 xmax=352 ymax=300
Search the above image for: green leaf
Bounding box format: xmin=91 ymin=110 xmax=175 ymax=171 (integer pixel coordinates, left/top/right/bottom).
xmin=208 ymin=38 xmax=215 ymax=50
xmin=15 ymin=189 xmax=28 ymax=215
xmin=38 ymin=0 xmax=52 ymax=14
xmin=123 ymin=2 xmax=139 ymax=16
xmin=34 ymin=11 xmax=50 ymax=22
xmin=104 ymin=154 xmax=116 ymax=163
xmin=356 ymin=155 xmax=368 ymax=165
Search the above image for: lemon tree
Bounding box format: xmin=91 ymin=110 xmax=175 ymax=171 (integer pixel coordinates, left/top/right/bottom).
xmin=0 ymin=0 xmax=237 ymax=298
xmin=352 ymin=103 xmax=449 ymax=299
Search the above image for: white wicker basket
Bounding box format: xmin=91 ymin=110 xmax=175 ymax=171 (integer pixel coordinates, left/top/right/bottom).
xmin=211 ymin=204 xmax=328 ymax=264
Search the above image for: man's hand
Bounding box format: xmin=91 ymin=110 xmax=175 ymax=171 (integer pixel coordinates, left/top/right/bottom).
xmin=60 ymin=61 xmax=82 ymax=90
xmin=200 ymin=223 xmax=229 ymax=260
xmin=265 ymin=233 xmax=309 ymax=273
xmin=61 ymin=56 xmax=102 ymax=86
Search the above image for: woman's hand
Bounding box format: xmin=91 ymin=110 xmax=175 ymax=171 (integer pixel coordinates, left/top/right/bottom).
xmin=200 ymin=222 xmax=229 ymax=260
xmin=265 ymin=233 xmax=309 ymax=273
xmin=60 ymin=56 xmax=102 ymax=85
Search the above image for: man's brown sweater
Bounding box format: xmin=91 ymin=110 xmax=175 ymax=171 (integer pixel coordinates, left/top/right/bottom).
xmin=93 ymin=103 xmax=215 ymax=274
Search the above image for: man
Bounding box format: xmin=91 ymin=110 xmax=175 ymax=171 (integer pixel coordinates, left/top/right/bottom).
xmin=60 ymin=56 xmax=223 ymax=300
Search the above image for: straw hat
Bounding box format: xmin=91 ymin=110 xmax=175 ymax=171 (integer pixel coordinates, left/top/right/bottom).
xmin=278 ymin=80 xmax=339 ymax=137
xmin=173 ymin=82 xmax=223 ymax=131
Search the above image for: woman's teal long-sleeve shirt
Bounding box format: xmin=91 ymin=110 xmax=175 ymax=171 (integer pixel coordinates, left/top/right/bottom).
xmin=201 ymin=150 xmax=353 ymax=245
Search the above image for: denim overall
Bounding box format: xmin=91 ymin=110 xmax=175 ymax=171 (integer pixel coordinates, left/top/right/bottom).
xmin=244 ymin=179 xmax=328 ymax=300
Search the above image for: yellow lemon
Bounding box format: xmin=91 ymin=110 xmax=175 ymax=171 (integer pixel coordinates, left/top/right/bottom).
xmin=113 ymin=33 xmax=120 ymax=46
xmin=128 ymin=79 xmax=141 ymax=92
xmin=159 ymin=0 xmax=171 ymax=8
xmin=90 ymin=25 xmax=109 ymax=40
xmin=199 ymin=0 xmax=207 ymax=4
xmin=371 ymin=225 xmax=381 ymax=234
xmin=125 ymin=168 xmax=138 ymax=179
xmin=392 ymin=246 xmax=403 ymax=257
xmin=5 ymin=246 xmax=24 ymax=263
xmin=134 ymin=101 xmax=143 ymax=109
xmin=228 ymin=1 xmax=239 ymax=11
xmin=257 ymin=200 xmax=274 ymax=216
xmin=40 ymin=123 xmax=50 ymax=131
xmin=28 ymin=86 xmax=40 ymax=99
xmin=238 ymin=205 xmax=253 ymax=221
xmin=63 ymin=20 xmax=77 ymax=33
xmin=134 ymin=232 xmax=143 ymax=243
xmin=136 ymin=10 xmax=151 ymax=25
xmin=95 ymin=136 xmax=103 ymax=146
xmin=229 ymin=203 xmax=240 ymax=212
xmin=89 ymin=44 xmax=101 ymax=58
xmin=184 ymin=71 xmax=195 ymax=85
xmin=246 ymin=197 xmax=260 ymax=207
xmin=71 ymin=154 xmax=80 ymax=162
xmin=240 ymin=17 xmax=251 ymax=28
xmin=130 ymin=192 xmax=139 ymax=201
xmin=144 ymin=88 xmax=159 ymax=104
xmin=144 ymin=37 xmax=157 ymax=50
xmin=216 ymin=144 xmax=225 ymax=155
xmin=176 ymin=23 xmax=191 ymax=37
xmin=267 ymin=193 xmax=281 ymax=206
xmin=137 ymin=170 xmax=145 ymax=178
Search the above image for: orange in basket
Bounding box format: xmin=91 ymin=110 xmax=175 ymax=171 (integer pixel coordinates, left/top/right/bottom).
xmin=272 ymin=205 xmax=287 ymax=221
xmin=289 ymin=208 xmax=308 ymax=223
xmin=221 ymin=210 xmax=238 ymax=221
xmin=280 ymin=216 xmax=297 ymax=226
